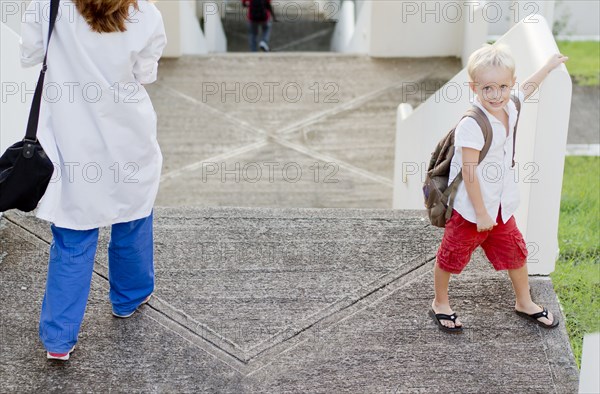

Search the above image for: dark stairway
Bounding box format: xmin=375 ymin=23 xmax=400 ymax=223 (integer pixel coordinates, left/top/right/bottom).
xmin=218 ymin=0 xmax=337 ymax=52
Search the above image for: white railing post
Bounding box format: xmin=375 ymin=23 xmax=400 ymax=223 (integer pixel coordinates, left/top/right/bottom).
xmin=204 ymin=2 xmax=228 ymax=53
xmin=579 ymin=333 xmax=600 ymax=394
xmin=155 ymin=1 xmax=209 ymax=57
xmin=155 ymin=2 xmax=183 ymax=57
xmin=330 ymin=0 xmax=371 ymax=54
xmin=330 ymin=0 xmax=355 ymax=52
xmin=180 ymin=0 xmax=209 ymax=54
xmin=501 ymin=15 xmax=571 ymax=275
xmin=517 ymin=64 xmax=571 ymax=275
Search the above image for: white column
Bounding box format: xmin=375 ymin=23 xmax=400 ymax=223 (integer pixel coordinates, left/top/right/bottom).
xmin=330 ymin=0 xmax=355 ymax=52
xmin=180 ymin=0 xmax=208 ymax=55
xmin=204 ymin=2 xmax=227 ymax=53
xmin=155 ymin=2 xmax=183 ymax=57
xmin=155 ymin=1 xmax=209 ymax=57
xmin=580 ymin=333 xmax=600 ymax=394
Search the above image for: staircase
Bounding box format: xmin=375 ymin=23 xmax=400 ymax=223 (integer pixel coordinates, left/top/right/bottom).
xmin=220 ymin=1 xmax=337 ymax=52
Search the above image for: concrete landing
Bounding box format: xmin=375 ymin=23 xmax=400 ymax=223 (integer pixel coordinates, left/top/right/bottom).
xmin=0 ymin=208 xmax=579 ymax=392
xmin=150 ymin=54 xmax=461 ymax=208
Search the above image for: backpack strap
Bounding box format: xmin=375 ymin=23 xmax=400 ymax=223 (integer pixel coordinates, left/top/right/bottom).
xmin=443 ymin=106 xmax=493 ymax=221
xmin=510 ymin=95 xmax=521 ymax=168
xmin=464 ymin=106 xmax=493 ymax=163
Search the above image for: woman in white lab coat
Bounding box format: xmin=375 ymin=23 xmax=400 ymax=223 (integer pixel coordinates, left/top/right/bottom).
xmin=20 ymin=0 xmax=166 ymax=360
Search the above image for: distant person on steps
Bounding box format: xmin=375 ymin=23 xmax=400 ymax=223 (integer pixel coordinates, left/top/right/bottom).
xmin=242 ymin=0 xmax=276 ymax=52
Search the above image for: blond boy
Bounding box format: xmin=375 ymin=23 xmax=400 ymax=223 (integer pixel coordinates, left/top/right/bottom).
xmin=430 ymin=45 xmax=568 ymax=332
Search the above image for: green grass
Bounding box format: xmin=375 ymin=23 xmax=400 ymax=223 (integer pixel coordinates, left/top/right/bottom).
xmin=557 ymin=41 xmax=600 ymax=86
xmin=551 ymin=156 xmax=600 ymax=368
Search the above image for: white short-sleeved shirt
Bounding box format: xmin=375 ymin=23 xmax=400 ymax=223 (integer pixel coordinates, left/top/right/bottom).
xmin=20 ymin=0 xmax=167 ymax=230
xmin=448 ymin=90 xmax=525 ymax=224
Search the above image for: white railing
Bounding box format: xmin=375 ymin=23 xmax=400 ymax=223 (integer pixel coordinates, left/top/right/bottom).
xmin=332 ymin=1 xmax=487 ymax=58
xmin=181 ymin=1 xmax=209 ymax=54
xmin=393 ymin=16 xmax=572 ymax=275
xmin=0 ymin=23 xmax=40 ymax=153
xmin=330 ymin=0 xmax=370 ymax=53
xmin=204 ymin=2 xmax=228 ymax=53
xmin=155 ymin=1 xmax=209 ymax=57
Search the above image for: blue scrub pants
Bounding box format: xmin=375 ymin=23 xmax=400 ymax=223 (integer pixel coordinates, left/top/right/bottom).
xmin=39 ymin=213 xmax=154 ymax=353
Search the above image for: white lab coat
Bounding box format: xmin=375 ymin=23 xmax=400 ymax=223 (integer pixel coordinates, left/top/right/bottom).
xmin=20 ymin=0 xmax=166 ymax=230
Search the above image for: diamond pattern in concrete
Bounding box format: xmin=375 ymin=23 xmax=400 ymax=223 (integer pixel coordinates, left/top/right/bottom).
xmin=152 ymin=55 xmax=462 ymax=208
xmin=1 ymin=210 xmax=579 ymax=392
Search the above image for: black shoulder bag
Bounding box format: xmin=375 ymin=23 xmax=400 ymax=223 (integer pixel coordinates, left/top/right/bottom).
xmin=0 ymin=0 xmax=59 ymax=213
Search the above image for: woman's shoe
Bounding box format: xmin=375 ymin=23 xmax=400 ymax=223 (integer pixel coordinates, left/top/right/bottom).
xmin=47 ymin=346 xmax=75 ymax=361
xmin=112 ymin=294 xmax=152 ymax=318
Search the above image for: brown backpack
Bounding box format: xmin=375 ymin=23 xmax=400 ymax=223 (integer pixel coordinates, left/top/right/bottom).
xmin=422 ymin=96 xmax=521 ymax=228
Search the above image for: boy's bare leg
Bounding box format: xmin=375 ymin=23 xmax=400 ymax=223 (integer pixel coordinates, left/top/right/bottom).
xmin=432 ymin=262 xmax=462 ymax=328
xmin=508 ymin=265 xmax=554 ymax=325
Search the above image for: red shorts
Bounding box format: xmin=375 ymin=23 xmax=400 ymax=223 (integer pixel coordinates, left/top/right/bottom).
xmin=436 ymin=209 xmax=528 ymax=274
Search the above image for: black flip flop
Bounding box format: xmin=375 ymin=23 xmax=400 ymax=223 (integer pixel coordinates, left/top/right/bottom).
xmin=429 ymin=309 xmax=463 ymax=333
xmin=515 ymin=306 xmax=559 ymax=329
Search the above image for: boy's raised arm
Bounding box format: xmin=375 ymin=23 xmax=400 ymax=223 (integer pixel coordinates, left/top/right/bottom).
xmin=521 ymin=53 xmax=568 ymax=100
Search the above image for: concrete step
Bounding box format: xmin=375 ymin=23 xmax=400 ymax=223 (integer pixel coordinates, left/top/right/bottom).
xmin=0 ymin=208 xmax=579 ymax=392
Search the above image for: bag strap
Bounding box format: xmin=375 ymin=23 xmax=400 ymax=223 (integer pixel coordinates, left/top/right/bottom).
xmin=443 ymin=105 xmax=493 ymax=220
xmin=24 ymin=0 xmax=60 ymax=142
xmin=464 ymin=106 xmax=493 ymax=162
xmin=510 ymin=94 xmax=521 ymax=168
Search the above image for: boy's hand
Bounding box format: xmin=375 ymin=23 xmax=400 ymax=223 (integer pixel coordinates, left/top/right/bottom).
xmin=522 ymin=53 xmax=569 ymax=100
xmin=476 ymin=212 xmax=497 ymax=232
xmin=545 ymin=53 xmax=568 ymax=72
